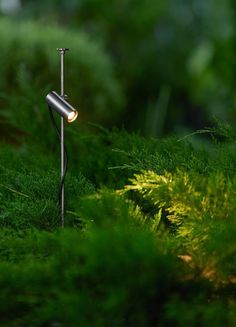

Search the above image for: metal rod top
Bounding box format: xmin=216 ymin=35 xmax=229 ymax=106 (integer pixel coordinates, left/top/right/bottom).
xmin=57 ymin=48 xmax=69 ymax=53
xmin=57 ymin=48 xmax=69 ymax=96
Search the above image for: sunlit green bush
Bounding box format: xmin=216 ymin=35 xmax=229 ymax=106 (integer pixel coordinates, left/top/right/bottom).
xmin=123 ymin=170 xmax=236 ymax=241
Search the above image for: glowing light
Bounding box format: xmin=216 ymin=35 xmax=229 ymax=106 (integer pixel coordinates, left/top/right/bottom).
xmin=68 ymin=110 xmax=78 ymax=123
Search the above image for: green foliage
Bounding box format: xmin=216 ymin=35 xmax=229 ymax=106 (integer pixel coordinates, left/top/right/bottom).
xmin=0 ymin=145 xmax=95 ymax=230
xmin=1 ymin=227 xmax=234 ymax=327
xmin=123 ymin=169 xmax=236 ymax=240
xmin=1 ymin=2 xmax=236 ymax=323
xmin=119 ymin=127 xmax=236 ymax=283
xmin=0 ymin=18 xmax=124 ymax=126
xmin=66 ymin=127 xmax=207 ymax=188
xmin=1 ymin=123 xmax=236 ymax=324
xmin=16 ymin=0 xmax=236 ymax=134
xmin=77 ymin=188 xmax=146 ymax=231
xmin=163 ymin=296 xmax=236 ymax=327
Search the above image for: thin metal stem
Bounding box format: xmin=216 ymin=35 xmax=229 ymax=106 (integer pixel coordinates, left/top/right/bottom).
xmin=57 ymin=48 xmax=69 ymax=227
xmin=48 ymin=106 xmax=68 ymax=225
xmin=61 ymin=53 xmax=65 ymax=228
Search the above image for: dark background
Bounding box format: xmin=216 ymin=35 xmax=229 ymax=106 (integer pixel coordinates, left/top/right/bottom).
xmin=0 ymin=0 xmax=236 ymax=138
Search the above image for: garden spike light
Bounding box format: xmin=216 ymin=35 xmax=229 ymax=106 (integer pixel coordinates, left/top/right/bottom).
xmin=45 ymin=48 xmax=78 ymax=228
xmin=46 ymin=91 xmax=78 ymax=123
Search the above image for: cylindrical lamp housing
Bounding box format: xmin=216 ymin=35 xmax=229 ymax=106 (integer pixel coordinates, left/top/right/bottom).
xmin=46 ymin=91 xmax=78 ymax=123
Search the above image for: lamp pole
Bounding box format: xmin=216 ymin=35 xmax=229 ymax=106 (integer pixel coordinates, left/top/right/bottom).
xmin=57 ymin=47 xmax=69 ymax=227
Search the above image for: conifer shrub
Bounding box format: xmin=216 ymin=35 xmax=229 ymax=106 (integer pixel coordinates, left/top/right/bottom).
xmin=63 ymin=127 xmax=201 ymax=188
xmin=1 ymin=124 xmax=236 ymax=325
xmin=76 ymin=188 xmax=146 ymax=231
xmin=119 ymin=126 xmax=236 ymax=283
xmin=0 ymin=145 xmax=95 ymax=230
xmin=1 ymin=226 xmax=234 ymax=327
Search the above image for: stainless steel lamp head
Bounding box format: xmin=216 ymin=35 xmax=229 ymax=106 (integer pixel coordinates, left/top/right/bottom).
xmin=46 ymin=91 xmax=78 ymax=123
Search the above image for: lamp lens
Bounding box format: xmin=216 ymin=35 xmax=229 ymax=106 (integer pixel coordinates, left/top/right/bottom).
xmin=67 ymin=110 xmax=78 ymax=123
